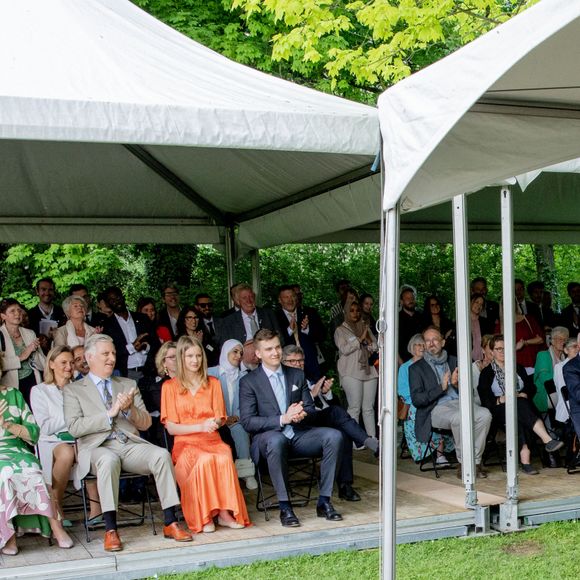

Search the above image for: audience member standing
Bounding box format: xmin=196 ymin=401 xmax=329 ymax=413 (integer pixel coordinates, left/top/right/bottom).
xmin=195 ymin=293 xmax=220 ymax=366
xmin=398 ymin=286 xmax=423 ymax=363
xmin=1 ymin=298 xmax=45 ymax=406
xmin=102 ymin=287 xmax=160 ymax=379
xmin=219 ymin=284 xmax=280 ymax=346
xmin=53 ymin=296 xmax=96 ymax=348
xmin=27 ymin=278 xmax=66 ymax=338
xmin=275 ymin=286 xmax=321 ymax=381
xmin=334 ymin=297 xmax=378 ymax=438
xmin=158 ymin=285 xmax=181 ymax=340
xmin=558 ymin=282 xmax=580 ymax=337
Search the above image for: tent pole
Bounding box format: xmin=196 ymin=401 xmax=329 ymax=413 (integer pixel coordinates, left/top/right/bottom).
xmin=379 ymin=204 xmax=399 ymax=580
xmin=225 ymin=226 xmax=236 ymax=307
xmin=451 ymin=194 xmax=478 ymax=508
xmin=250 ymin=249 xmax=262 ymax=305
xmin=499 ymin=185 xmax=520 ymax=531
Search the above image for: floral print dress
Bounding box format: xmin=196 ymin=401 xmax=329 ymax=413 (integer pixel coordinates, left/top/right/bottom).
xmin=0 ymin=386 xmax=52 ymax=548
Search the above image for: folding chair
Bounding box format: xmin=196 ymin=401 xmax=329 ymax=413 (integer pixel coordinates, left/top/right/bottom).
xmin=255 ymin=455 xmax=320 ymax=521
xmin=80 ymin=472 xmax=157 ymax=542
xmin=419 ymin=427 xmax=456 ymax=478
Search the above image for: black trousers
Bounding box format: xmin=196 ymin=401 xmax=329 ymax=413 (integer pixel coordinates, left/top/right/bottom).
xmin=306 ymin=404 xmax=370 ymax=484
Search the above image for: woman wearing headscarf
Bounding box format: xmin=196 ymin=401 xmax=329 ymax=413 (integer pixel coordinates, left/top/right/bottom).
xmin=334 ymin=297 xmax=378 ymax=438
xmin=208 ymin=339 xmax=257 ymax=490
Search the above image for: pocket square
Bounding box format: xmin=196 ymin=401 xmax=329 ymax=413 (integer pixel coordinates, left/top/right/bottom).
xmin=292 ymin=384 xmax=299 ymax=392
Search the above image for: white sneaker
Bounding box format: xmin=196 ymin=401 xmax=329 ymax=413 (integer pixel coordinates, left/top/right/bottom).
xmin=245 ymin=476 xmax=258 ymax=490
xmin=436 ymin=454 xmax=449 ymax=465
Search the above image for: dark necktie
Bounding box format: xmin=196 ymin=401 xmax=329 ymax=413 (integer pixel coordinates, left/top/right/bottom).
xmin=102 ymin=379 xmax=128 ymax=444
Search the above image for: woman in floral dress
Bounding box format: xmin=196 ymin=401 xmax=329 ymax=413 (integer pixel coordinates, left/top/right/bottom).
xmin=0 ymin=383 xmax=54 ymax=555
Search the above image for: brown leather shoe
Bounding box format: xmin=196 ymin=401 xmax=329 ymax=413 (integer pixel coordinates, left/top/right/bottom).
xmin=476 ymin=464 xmax=488 ymax=479
xmin=103 ymin=530 xmax=123 ymax=552
xmin=163 ymin=522 xmax=193 ymax=542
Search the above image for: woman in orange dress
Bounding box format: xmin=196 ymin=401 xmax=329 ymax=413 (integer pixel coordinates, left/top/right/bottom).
xmin=161 ymin=336 xmax=250 ymax=534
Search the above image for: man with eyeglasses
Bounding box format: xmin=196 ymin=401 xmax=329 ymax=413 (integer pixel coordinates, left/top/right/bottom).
xmin=283 ymin=345 xmax=379 ymax=502
xmin=158 ymin=284 xmax=181 ymax=339
xmin=409 ymin=327 xmax=492 ymax=480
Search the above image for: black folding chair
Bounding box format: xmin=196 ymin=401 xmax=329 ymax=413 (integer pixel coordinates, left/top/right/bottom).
xmin=255 ymin=455 xmax=320 ymax=521
xmin=419 ymin=427 xmax=456 ymax=478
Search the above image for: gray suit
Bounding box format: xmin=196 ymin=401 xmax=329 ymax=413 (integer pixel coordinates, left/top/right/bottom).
xmin=239 ymin=365 xmax=342 ymax=501
xmin=64 ymin=375 xmax=179 ymax=512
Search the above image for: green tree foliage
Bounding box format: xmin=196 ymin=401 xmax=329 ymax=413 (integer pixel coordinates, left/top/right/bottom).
xmin=229 ymin=0 xmax=538 ymax=97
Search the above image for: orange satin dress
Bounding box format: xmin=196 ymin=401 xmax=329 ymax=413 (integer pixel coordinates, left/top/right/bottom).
xmin=161 ymin=376 xmax=250 ymax=533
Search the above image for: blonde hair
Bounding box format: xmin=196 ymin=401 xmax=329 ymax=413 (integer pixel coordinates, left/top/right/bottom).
xmin=155 ymin=341 xmax=176 ymax=376
xmin=43 ymin=345 xmax=73 ymax=384
xmin=175 ymin=335 xmax=208 ymax=394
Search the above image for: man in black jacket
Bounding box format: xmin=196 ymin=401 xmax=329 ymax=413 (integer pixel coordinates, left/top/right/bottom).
xmin=409 ymin=327 xmax=492 ymax=478
xmin=102 ymin=286 xmax=160 ymax=379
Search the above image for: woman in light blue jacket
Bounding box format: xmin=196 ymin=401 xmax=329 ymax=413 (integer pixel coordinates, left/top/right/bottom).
xmin=208 ymin=339 xmax=257 ymax=490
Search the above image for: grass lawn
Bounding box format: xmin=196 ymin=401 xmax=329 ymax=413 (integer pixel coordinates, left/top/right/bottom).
xmin=158 ymin=521 xmax=580 ymax=579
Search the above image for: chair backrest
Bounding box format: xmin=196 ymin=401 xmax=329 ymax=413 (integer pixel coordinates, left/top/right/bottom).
xmin=561 ymin=385 xmax=572 ymax=416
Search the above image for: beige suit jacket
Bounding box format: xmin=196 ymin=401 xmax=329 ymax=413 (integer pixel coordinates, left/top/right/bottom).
xmin=63 ymin=375 xmax=152 ymax=480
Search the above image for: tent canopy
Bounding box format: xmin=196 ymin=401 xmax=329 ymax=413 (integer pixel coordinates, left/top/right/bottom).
xmin=379 ymin=0 xmax=580 ymax=215
xmin=0 ymin=0 xmax=379 ymax=247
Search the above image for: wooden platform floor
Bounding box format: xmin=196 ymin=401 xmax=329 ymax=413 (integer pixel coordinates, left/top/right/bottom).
xmin=2 ymin=449 xmax=578 ymax=575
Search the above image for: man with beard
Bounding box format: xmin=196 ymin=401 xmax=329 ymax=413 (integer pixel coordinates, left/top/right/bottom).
xmin=409 ymin=327 xmax=492 ymax=479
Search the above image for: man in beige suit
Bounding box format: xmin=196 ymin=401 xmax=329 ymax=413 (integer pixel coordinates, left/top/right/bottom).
xmin=64 ymin=334 xmax=192 ymax=551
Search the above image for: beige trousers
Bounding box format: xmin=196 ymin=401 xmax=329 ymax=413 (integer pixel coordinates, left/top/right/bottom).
xmin=89 ymin=438 xmax=179 ymax=513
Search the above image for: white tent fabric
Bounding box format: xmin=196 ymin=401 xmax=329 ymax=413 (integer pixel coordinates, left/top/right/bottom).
xmin=379 ymin=0 xmax=580 ymax=213
xmin=0 ymin=0 xmax=379 ymax=247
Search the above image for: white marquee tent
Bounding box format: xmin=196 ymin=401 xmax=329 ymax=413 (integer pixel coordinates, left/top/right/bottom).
xmin=0 ymin=0 xmax=379 ymax=250
xmin=377 ymin=1 xmax=580 ymax=577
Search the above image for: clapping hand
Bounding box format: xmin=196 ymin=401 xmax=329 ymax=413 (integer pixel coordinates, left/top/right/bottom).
xmin=441 ymin=370 xmax=450 ymax=391
xmin=117 ymin=387 xmax=138 ymax=412
xmin=284 ymin=401 xmax=307 ymax=424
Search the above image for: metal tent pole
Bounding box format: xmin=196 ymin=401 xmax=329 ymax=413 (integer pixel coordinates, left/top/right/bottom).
xmin=225 ymin=226 xmax=236 ymax=307
xmin=451 ymin=194 xmax=478 ymax=508
xmin=379 ymin=204 xmax=400 ymax=580
xmin=499 ymin=185 xmax=520 ymax=531
xmin=250 ymin=249 xmax=262 ymax=305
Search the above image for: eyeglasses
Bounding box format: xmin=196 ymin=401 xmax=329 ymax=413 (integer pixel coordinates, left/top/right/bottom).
xmin=284 ymin=358 xmax=304 ymax=365
xmin=197 ymin=302 xmax=213 ymax=308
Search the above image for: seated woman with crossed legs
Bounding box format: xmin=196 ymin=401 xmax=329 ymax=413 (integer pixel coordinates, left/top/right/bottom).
xmin=31 ymin=346 xmax=102 ymax=534
xmin=477 ymin=334 xmax=564 ymax=475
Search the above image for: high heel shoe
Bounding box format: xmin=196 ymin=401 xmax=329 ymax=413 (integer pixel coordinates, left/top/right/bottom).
xmin=202 ymin=522 xmax=215 ymax=533
xmin=217 ymin=517 xmax=244 ymax=529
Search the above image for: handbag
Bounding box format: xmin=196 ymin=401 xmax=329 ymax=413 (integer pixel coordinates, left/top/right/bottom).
xmin=397 ymin=396 xmax=410 ymax=421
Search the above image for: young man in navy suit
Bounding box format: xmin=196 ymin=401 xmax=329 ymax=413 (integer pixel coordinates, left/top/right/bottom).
xmin=239 ymin=329 xmax=343 ymax=527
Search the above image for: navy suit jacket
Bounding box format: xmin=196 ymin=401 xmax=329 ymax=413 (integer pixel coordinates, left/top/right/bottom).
xmin=239 ymin=365 xmax=315 ymax=464
xmin=218 ymin=307 xmax=281 ymax=346
xmin=275 ymin=307 xmax=321 ymax=381
xmin=563 ymin=356 xmax=580 ymax=407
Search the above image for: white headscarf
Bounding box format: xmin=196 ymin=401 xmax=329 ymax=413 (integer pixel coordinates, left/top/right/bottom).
xmin=219 ymin=339 xmax=243 ymax=384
